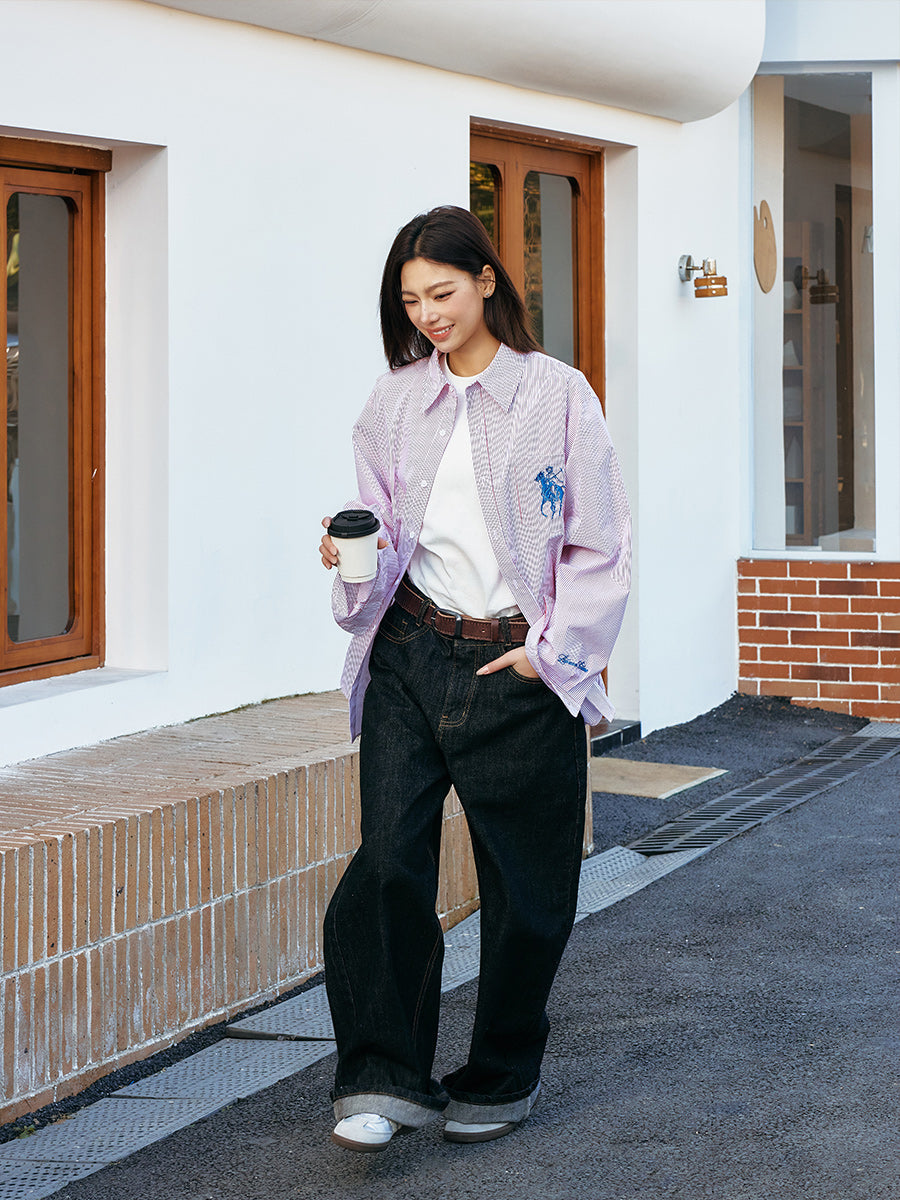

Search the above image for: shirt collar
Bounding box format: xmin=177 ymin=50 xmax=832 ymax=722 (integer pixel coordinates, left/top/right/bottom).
xmin=420 ymin=344 xmax=526 ymax=413
xmin=478 ymin=343 xmax=526 ymax=412
xmin=421 ymin=351 xmax=451 ymax=411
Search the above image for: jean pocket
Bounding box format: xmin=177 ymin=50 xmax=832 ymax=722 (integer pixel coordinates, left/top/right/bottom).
xmin=506 ymin=665 xmax=545 ymax=684
xmin=378 ymin=604 xmax=430 ymax=645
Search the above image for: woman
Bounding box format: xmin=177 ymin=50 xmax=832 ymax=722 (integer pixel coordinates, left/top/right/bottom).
xmin=318 ymin=205 xmax=630 ymax=1151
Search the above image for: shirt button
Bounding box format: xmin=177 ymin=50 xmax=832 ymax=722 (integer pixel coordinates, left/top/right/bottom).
xmin=439 ymin=429 xmax=447 ymax=437
xmin=420 ymin=480 xmax=428 ymax=487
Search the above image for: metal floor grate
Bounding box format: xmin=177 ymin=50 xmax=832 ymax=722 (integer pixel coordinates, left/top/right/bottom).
xmin=0 ymin=1162 xmax=104 ymax=1200
xmin=0 ymin=1097 xmax=223 ymax=1164
xmin=575 ymin=846 xmax=707 ymax=921
xmin=855 ymin=721 xmax=900 ymax=738
xmin=226 ymin=981 xmax=335 ymax=1040
xmin=114 ymin=1038 xmax=334 ymax=1100
xmin=441 ymin=909 xmax=481 ymax=991
xmin=629 ymin=733 xmax=900 ymax=855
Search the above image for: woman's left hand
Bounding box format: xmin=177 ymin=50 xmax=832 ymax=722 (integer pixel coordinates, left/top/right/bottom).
xmin=476 ymin=646 xmax=541 ymax=678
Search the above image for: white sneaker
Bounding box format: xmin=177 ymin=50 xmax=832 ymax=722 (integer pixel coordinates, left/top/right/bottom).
xmin=444 ymin=1084 xmax=539 ymax=1143
xmin=332 ymin=1112 xmax=402 ymax=1152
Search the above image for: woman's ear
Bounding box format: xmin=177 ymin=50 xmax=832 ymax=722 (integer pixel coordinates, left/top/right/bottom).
xmin=480 ymin=266 xmax=496 ymax=297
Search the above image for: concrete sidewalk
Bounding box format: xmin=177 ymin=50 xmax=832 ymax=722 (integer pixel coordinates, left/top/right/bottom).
xmin=3 ymin=698 xmax=897 ymax=1200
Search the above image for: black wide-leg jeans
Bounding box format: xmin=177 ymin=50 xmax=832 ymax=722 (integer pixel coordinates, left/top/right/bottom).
xmin=323 ymin=599 xmax=587 ymax=1127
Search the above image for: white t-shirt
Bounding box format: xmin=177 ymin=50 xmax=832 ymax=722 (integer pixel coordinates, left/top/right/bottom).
xmin=406 ymin=360 xmax=520 ymax=619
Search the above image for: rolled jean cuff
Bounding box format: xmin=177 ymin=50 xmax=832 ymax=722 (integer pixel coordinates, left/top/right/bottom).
xmin=333 ymin=1092 xmax=445 ymax=1128
xmin=443 ymin=1080 xmax=541 ymax=1125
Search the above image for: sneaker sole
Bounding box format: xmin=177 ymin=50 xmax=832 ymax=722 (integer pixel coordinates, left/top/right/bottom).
xmin=331 ymin=1130 xmax=395 ymax=1153
xmin=443 ymin=1120 xmax=517 ymax=1144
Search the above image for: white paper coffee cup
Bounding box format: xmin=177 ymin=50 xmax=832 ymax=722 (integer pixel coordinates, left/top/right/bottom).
xmin=329 ymin=509 xmax=381 ymax=583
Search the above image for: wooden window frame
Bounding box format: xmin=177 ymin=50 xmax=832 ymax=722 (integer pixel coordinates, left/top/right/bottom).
xmin=1 ymin=137 xmax=109 ymax=686
xmin=471 ymin=122 xmax=605 ymax=407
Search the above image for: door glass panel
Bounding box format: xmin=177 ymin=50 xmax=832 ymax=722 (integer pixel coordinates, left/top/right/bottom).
xmin=748 ymin=74 xmax=877 ymax=551
xmin=6 ymin=192 xmax=71 ymax=641
xmin=523 ymin=171 xmax=575 ymax=365
xmin=782 ymin=76 xmax=874 ymax=549
xmin=469 ymin=161 xmax=499 ymax=243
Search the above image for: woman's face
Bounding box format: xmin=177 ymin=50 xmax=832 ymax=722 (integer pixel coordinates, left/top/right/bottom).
xmin=399 ymin=257 xmax=498 ymax=372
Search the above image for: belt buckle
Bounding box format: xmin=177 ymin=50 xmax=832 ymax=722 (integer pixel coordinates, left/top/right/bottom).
xmin=434 ymin=605 xmax=463 ymax=637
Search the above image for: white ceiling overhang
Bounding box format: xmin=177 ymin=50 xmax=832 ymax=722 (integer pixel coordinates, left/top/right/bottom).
xmin=142 ymin=0 xmax=766 ymax=123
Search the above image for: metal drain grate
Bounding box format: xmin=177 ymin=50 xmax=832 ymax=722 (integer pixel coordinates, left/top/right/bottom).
xmin=227 ymin=981 xmax=335 ymax=1040
xmin=0 ymin=1162 xmax=104 ymax=1200
xmin=114 ymin=1038 xmax=333 ymax=1100
xmin=440 ymin=909 xmax=481 ymax=991
xmin=575 ymin=846 xmax=707 ymax=922
xmin=855 ymin=721 xmax=900 ymax=738
xmin=0 ymin=1097 xmax=222 ymax=1165
xmin=629 ymin=734 xmax=900 ymax=855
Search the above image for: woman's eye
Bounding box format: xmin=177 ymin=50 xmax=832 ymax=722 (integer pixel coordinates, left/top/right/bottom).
xmin=435 ymin=292 xmax=451 ymax=301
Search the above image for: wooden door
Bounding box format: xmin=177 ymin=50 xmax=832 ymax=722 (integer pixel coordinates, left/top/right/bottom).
xmin=470 ymin=127 xmax=604 ymax=406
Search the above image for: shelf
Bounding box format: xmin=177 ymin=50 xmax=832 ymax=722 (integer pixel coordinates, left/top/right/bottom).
xmin=783 ymin=221 xmax=812 ymax=545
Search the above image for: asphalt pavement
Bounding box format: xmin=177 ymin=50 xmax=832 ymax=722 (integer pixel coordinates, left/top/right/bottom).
xmin=9 ymin=696 xmax=899 ymax=1200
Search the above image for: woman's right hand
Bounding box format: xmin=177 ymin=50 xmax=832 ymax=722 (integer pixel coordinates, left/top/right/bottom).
xmin=319 ymin=516 xmax=388 ymax=570
xmin=319 ymin=517 xmax=339 ymax=570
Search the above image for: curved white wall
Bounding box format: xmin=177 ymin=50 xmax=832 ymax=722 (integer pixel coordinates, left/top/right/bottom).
xmin=148 ymin=0 xmax=765 ymax=123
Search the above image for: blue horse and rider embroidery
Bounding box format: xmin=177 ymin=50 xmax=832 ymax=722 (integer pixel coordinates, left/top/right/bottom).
xmin=535 ymin=466 xmax=565 ymax=518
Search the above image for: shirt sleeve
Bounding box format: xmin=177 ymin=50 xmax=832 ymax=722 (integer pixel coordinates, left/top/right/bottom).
xmin=331 ymin=386 xmax=403 ymax=634
xmin=524 ymin=377 xmax=632 ymax=723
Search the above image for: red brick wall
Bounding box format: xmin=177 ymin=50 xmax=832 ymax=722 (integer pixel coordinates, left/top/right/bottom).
xmin=738 ymin=559 xmax=900 ymax=720
xmin=0 ymin=759 xmax=483 ymax=1124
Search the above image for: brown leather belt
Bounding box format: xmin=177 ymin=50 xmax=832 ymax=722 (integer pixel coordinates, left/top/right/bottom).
xmin=394 ymin=575 xmax=529 ymax=644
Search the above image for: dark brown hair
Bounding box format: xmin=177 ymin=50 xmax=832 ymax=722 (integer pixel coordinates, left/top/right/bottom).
xmin=379 ymin=205 xmax=541 ymax=369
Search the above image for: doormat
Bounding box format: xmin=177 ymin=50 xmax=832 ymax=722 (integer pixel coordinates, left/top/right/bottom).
xmin=590 ymin=757 xmax=726 ymax=799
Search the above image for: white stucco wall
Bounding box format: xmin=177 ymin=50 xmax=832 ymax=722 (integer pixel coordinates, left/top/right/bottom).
xmin=764 ymin=0 xmax=900 ymax=62
xmin=0 ymin=0 xmax=754 ymax=761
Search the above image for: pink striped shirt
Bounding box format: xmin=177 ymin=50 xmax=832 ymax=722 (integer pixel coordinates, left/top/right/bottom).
xmin=332 ymin=344 xmax=631 ymax=738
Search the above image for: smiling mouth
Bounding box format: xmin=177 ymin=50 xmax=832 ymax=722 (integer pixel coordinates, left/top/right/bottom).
xmin=427 ymin=326 xmax=452 ymax=339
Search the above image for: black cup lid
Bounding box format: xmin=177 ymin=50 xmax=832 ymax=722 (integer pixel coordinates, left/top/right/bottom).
xmin=329 ymin=509 xmax=381 ymax=538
